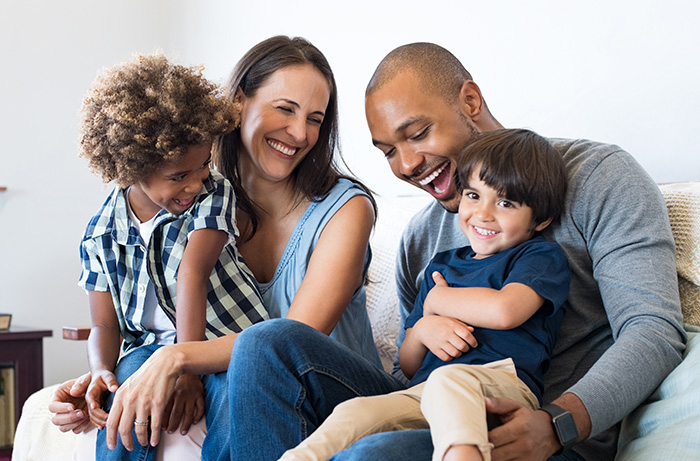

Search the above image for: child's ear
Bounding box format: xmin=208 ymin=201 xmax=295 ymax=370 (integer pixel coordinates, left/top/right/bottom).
xmin=534 ymin=217 xmax=554 ymax=232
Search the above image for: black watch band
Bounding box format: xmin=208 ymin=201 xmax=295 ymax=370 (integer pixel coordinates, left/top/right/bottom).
xmin=540 ymin=404 xmax=578 ymax=454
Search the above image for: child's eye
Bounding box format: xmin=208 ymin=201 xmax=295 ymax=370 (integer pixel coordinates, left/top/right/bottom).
xmin=498 ymin=200 xmax=514 ymax=208
xmin=201 ymin=159 xmax=211 ymax=169
xmin=465 ymin=191 xmax=479 ymax=200
xmin=170 ymin=174 xmax=187 ymax=182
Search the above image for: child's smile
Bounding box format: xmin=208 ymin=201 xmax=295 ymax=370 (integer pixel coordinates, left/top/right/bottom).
xmin=458 ymin=172 xmax=550 ymax=259
xmin=128 ymin=143 xmax=213 ymax=222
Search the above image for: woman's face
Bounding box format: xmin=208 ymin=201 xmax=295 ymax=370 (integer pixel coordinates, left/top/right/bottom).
xmin=238 ymin=64 xmax=331 ymax=185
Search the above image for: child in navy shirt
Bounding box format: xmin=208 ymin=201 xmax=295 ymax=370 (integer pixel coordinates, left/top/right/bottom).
xmin=77 ymin=54 xmax=268 ymax=459
xmin=281 ymin=128 xmax=570 ymax=461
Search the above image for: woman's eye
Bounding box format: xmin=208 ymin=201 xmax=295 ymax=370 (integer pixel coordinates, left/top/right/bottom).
xmin=308 ymin=117 xmax=323 ymax=125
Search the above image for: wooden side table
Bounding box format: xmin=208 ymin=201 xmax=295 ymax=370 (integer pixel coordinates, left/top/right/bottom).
xmin=0 ymin=326 xmax=52 ymax=457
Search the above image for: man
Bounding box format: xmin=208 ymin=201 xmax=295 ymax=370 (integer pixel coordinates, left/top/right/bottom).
xmin=227 ymin=42 xmax=685 ymax=460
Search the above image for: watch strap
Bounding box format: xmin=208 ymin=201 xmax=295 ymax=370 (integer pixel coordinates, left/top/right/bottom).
xmin=540 ymin=403 xmax=578 ymax=454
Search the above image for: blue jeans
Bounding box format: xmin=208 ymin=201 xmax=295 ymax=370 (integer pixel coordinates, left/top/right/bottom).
xmin=95 ymin=344 xmax=228 ymax=461
xmin=96 ymin=344 xmax=160 ymax=461
xmin=331 ymin=429 xmax=586 ymax=461
xmin=227 ymin=318 xmax=406 ymax=460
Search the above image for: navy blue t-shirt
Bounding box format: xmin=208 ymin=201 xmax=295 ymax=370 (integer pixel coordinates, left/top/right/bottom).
xmin=405 ymin=236 xmax=570 ymax=402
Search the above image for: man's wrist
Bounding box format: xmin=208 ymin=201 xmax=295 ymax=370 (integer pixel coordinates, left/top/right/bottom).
xmin=540 ymin=404 xmax=579 ymax=454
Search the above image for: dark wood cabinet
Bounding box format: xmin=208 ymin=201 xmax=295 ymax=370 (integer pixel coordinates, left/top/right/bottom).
xmin=0 ymin=326 xmax=52 ymax=457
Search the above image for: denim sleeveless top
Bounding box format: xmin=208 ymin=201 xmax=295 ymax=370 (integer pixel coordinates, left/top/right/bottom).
xmin=258 ymin=179 xmax=381 ymax=368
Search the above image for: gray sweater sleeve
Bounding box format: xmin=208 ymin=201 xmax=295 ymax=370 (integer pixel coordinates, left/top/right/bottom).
xmin=552 ymin=145 xmax=686 ymax=438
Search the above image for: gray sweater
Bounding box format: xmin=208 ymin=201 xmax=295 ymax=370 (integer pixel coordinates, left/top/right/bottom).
xmin=393 ymin=138 xmax=686 ymax=460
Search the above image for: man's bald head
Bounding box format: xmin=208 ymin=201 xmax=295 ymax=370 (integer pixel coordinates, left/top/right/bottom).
xmin=366 ymin=42 xmax=473 ymax=104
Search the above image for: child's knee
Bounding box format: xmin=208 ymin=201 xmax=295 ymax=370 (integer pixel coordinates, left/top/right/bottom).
xmin=425 ymin=365 xmax=481 ymax=392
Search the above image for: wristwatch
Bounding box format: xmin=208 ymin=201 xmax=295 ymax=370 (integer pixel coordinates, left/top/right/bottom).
xmin=540 ymin=404 xmax=578 ymax=454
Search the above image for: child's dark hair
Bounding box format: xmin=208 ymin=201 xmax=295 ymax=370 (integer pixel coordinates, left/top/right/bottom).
xmin=79 ymin=54 xmax=238 ymax=188
xmin=456 ymin=128 xmax=568 ymax=225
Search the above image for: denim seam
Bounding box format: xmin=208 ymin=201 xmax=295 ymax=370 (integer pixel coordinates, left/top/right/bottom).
xmin=293 ymin=363 xmax=368 ymax=440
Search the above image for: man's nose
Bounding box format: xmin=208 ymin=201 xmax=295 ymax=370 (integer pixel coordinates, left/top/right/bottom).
xmin=396 ymin=147 xmax=424 ymax=178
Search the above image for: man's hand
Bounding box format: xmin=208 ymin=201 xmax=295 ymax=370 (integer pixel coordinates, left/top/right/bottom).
xmin=161 ymin=373 xmax=205 ymax=435
xmin=486 ymin=396 xmax=560 ymax=461
xmin=48 ymin=373 xmax=94 ymax=433
xmin=415 ymin=315 xmax=477 ymax=361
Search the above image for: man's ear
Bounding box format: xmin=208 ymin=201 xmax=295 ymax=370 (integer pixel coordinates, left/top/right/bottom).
xmin=534 ymin=216 xmax=554 ymax=232
xmin=458 ymin=80 xmax=485 ymax=121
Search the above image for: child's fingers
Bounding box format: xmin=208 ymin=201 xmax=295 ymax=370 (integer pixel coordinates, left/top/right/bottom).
xmin=193 ymin=396 xmax=205 ymax=426
xmin=164 ymin=397 xmax=183 ymax=434
xmin=103 ymin=373 xmax=120 ymax=393
xmin=431 ymin=271 xmax=448 ymax=287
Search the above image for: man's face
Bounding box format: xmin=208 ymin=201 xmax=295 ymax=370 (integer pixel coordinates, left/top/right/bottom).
xmin=365 ymin=71 xmax=479 ymax=212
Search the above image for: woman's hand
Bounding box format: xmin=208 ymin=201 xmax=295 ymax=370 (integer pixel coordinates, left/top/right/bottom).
xmin=104 ymin=346 xmax=182 ymax=450
xmin=48 ymin=372 xmax=94 ymax=433
xmin=85 ymin=369 xmax=119 ymax=429
xmin=161 ymin=373 xmax=205 ymax=435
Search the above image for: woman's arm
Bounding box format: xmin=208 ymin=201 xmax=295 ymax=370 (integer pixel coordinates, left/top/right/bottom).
xmin=105 ymin=194 xmax=375 ymax=449
xmin=284 ymin=194 xmax=375 ymax=334
xmin=423 ymin=272 xmax=545 ymax=330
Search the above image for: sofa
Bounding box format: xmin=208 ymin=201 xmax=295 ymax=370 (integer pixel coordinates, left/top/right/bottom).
xmin=11 ymin=182 xmax=700 ymax=460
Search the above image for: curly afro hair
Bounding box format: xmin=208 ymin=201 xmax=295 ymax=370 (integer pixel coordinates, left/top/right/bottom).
xmin=79 ymin=54 xmax=238 ymax=188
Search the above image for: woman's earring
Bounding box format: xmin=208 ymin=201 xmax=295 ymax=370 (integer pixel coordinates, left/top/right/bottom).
xmin=232 ymin=99 xmax=243 ymax=129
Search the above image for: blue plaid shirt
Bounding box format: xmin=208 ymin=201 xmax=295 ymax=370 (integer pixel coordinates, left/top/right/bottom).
xmin=79 ymin=169 xmax=268 ymax=355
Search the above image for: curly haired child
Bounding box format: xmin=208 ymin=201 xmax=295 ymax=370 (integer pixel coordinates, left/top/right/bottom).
xmin=280 ymin=128 xmax=571 ymax=461
xmin=77 ymin=54 xmax=268 ymax=460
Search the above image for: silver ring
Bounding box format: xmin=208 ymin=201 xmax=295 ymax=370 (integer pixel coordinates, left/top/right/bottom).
xmin=134 ymin=418 xmax=149 ymax=426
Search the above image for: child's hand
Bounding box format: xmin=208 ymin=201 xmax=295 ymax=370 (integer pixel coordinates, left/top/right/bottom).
xmin=85 ymin=370 xmax=119 ymax=429
xmin=423 ymin=271 xmax=449 ymax=316
xmin=414 ymin=315 xmax=477 ymax=361
xmin=161 ymin=373 xmax=205 ymax=435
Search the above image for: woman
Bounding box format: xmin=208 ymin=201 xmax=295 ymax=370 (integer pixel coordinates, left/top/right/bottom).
xmin=49 ymin=35 xmax=380 ymax=459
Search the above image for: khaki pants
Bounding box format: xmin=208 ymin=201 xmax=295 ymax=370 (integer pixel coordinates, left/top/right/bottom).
xmin=279 ymin=358 xmax=539 ymax=461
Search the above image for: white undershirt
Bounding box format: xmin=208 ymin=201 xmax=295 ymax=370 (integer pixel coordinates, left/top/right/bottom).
xmin=125 ymin=189 xmax=176 ymax=345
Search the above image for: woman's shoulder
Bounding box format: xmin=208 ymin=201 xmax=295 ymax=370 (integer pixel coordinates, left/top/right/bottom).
xmin=323 ymin=178 xmax=370 ymax=201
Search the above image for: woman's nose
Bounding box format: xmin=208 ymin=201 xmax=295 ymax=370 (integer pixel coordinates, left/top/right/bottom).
xmin=286 ymin=116 xmax=307 ymax=143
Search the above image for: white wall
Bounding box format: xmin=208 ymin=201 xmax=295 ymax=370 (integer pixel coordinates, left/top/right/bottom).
xmin=1 ymin=0 xmax=699 ymax=386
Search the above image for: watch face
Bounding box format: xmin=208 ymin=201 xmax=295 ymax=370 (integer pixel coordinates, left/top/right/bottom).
xmin=553 ymin=412 xmax=578 ymax=445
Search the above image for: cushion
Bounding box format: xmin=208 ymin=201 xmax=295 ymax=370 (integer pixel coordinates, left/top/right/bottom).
xmin=660 ymin=182 xmax=700 ymax=326
xmin=616 ymin=324 xmax=700 ymax=460
xmin=366 ymin=195 xmax=431 ymax=372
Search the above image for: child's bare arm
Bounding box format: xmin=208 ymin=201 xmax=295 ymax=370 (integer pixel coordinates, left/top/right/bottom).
xmin=399 ymin=317 xmax=477 ymax=379
xmin=423 ymin=271 xmax=546 ymax=330
xmin=167 ymin=227 xmax=228 ymax=433
xmin=176 ymin=228 xmax=229 ymax=342
xmin=85 ymin=290 xmax=121 ymax=428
